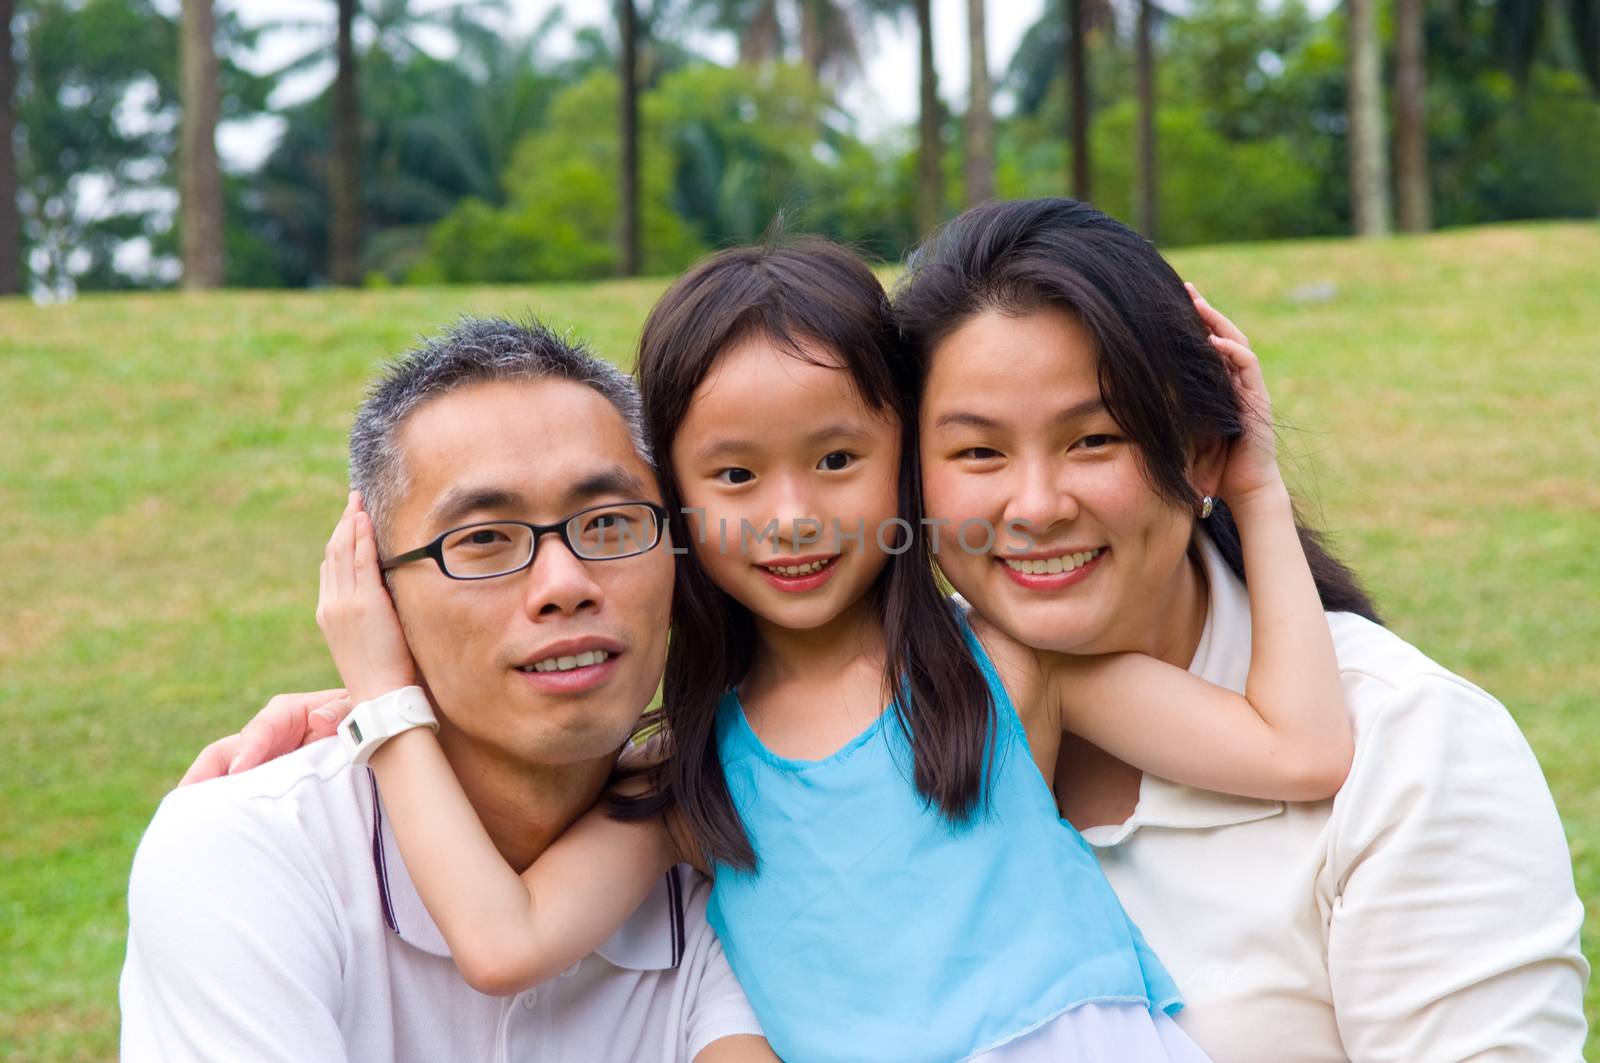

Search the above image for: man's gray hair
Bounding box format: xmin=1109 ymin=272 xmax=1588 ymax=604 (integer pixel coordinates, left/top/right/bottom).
xmin=349 ymin=315 xmax=651 ymax=552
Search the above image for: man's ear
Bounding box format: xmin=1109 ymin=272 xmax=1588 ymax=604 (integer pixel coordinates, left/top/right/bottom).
xmin=1190 ymin=436 xmax=1228 ymax=502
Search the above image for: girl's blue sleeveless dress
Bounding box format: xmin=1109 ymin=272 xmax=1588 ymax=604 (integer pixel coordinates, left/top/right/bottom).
xmin=706 ymin=614 xmax=1213 ymax=1063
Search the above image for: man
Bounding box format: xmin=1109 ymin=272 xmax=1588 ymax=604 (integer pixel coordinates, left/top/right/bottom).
xmin=120 ymin=318 xmax=772 ymax=1062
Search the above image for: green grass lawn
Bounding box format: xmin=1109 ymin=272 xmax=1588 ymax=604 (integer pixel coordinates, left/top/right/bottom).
xmin=3 ymin=222 xmax=1596 ymax=1060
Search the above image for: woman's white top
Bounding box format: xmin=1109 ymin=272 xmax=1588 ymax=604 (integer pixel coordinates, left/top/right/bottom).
xmin=1080 ymin=535 xmax=1589 ymax=1062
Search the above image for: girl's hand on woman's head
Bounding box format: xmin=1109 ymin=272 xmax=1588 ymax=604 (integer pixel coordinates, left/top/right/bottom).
xmin=316 ymin=491 xmax=419 ymax=706
xmin=1186 ymin=283 xmax=1285 ymax=510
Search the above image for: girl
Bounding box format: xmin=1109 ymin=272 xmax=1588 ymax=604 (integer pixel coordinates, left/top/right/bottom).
xmin=315 ymin=237 xmax=1351 ymax=1062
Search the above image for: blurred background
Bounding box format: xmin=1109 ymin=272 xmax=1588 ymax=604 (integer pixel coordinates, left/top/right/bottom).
xmin=0 ymin=0 xmax=1597 ymax=296
xmin=1 ymin=1 xmax=1597 ymax=1060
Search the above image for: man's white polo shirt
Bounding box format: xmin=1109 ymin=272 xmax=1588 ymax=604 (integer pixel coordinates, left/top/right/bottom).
xmin=120 ymin=738 xmax=763 ymax=1062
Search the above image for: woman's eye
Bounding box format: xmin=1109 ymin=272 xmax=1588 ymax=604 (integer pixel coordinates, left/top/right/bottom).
xmin=1076 ymin=434 xmax=1117 ymax=450
xmin=716 ymin=467 xmax=755 ymax=485
xmin=957 ymin=446 xmax=1002 ymax=461
xmin=818 ymin=451 xmax=854 ymax=471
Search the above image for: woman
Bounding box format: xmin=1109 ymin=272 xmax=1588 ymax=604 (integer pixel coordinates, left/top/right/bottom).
xmin=186 ymin=199 xmax=1589 ymax=1061
xmin=894 ymin=198 xmax=1588 ymax=1061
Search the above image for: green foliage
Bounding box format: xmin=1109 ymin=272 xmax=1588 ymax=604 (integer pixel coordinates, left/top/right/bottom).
xmin=1429 ymin=63 xmax=1600 ymax=225
xmin=5 ymin=0 xmax=1600 ymax=289
xmin=420 ymin=71 xmax=702 ymax=283
xmin=417 ymin=62 xmax=919 ymax=283
xmin=1087 ymin=103 xmax=1332 ymax=243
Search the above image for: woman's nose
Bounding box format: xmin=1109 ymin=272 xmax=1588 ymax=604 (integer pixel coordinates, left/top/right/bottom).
xmin=1003 ymin=460 xmax=1079 ymax=543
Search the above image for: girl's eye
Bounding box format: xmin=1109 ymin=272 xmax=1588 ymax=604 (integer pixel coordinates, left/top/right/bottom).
xmin=957 ymin=446 xmax=1002 ymax=461
xmin=716 ymin=467 xmax=755 ymax=485
xmin=818 ymin=451 xmax=854 ymax=472
xmin=1076 ymin=434 xmax=1117 ymax=450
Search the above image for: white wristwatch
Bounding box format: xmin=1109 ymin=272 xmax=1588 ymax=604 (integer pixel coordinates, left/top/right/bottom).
xmin=337 ymin=686 xmax=439 ymax=766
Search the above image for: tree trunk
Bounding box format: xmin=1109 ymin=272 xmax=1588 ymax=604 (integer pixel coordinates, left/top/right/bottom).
xmin=618 ymin=0 xmax=641 ymax=276
xmin=328 ymin=0 xmax=363 ymax=285
xmin=1394 ymin=0 xmax=1431 ymax=232
xmin=1135 ymin=0 xmax=1157 ymax=240
xmin=738 ymin=0 xmax=781 ymax=66
xmin=0 ymin=0 xmax=21 ymax=296
xmin=1066 ymin=0 xmax=1091 ymax=201
xmin=179 ymin=0 xmax=225 ymax=288
xmin=801 ymin=0 xmax=824 ymax=77
xmin=914 ymin=0 xmax=943 ymax=236
xmin=963 ymin=0 xmax=995 ymax=207
xmin=1346 ymin=0 xmax=1390 ymax=236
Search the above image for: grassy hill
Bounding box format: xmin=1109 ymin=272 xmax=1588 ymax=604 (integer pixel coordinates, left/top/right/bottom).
xmin=3 ymin=221 xmax=1597 ymax=1060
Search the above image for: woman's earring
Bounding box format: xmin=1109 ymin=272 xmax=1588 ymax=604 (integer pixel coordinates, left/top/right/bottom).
xmin=1200 ymin=496 xmax=1215 ymax=519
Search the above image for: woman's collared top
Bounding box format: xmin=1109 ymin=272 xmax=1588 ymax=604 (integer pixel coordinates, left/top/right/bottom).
xmin=1080 ymin=534 xmax=1590 ymax=1062
xmin=706 ymin=613 xmax=1182 ymax=1063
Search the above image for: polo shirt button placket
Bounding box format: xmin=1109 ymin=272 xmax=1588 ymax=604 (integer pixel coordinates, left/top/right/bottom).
xmin=521 ymin=989 xmax=538 ymax=1011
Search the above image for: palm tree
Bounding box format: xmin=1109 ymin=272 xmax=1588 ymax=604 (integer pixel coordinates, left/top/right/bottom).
xmin=179 ymin=0 xmax=225 ymax=287
xmin=1394 ymin=0 xmax=1429 ymax=231
xmin=619 ymin=0 xmax=641 ymax=276
xmin=1488 ymin=0 xmax=1600 ymax=91
xmin=1135 ymin=0 xmax=1157 ymax=239
xmin=264 ymin=0 xmax=507 ymax=285
xmin=328 ymin=0 xmax=363 ymax=284
xmin=713 ymin=0 xmax=865 ymax=83
xmin=1346 ymin=0 xmax=1390 ymax=235
xmin=1066 ymin=0 xmax=1090 ymax=200
xmin=1007 ymin=0 xmax=1110 ymax=200
xmin=964 ymin=0 xmax=995 ymax=207
xmin=913 ymin=0 xmax=943 ymax=234
xmin=0 ymin=0 xmax=20 ymax=295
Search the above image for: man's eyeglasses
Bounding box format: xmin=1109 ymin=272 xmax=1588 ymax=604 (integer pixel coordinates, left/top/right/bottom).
xmin=380 ymin=502 xmax=669 ymax=580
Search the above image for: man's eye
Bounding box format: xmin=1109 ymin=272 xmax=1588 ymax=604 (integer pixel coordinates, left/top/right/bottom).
xmin=716 ymin=467 xmax=755 ymax=485
xmin=818 ymin=451 xmax=854 ymax=471
xmin=466 ymin=529 xmax=509 ymax=545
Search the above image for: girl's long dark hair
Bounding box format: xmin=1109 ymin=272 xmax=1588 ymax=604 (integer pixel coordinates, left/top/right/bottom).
xmin=892 ymin=197 xmax=1380 ymax=623
xmin=613 ymin=238 xmax=993 ymax=873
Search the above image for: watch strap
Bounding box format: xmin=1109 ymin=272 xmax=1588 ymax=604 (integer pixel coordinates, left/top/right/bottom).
xmin=337 ymin=686 xmax=438 ymax=767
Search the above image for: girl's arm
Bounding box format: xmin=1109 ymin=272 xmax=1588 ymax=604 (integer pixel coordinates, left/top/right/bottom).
xmin=1053 ymin=293 xmax=1353 ymax=802
xmin=318 ymin=495 xmax=680 ymax=997
xmin=366 ymin=730 xmax=677 ymax=996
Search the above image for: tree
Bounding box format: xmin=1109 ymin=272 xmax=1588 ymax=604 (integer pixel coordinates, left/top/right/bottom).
xmin=964 ymin=0 xmax=995 ymax=206
xmin=1346 ymin=0 xmax=1390 ymax=234
xmin=913 ymin=0 xmax=942 ymax=234
xmin=1487 ymin=0 xmax=1600 ymax=92
xmin=712 ymin=0 xmax=865 ymax=83
xmin=1394 ymin=0 xmax=1430 ymax=230
xmin=618 ymin=0 xmax=641 ymax=275
xmin=328 ymin=0 xmax=362 ymax=284
xmin=1067 ymin=0 xmax=1091 ymax=199
xmin=0 ymin=0 xmax=19 ymax=295
xmin=1135 ymin=0 xmax=1157 ymax=238
xmin=179 ymin=0 xmax=225 ymax=287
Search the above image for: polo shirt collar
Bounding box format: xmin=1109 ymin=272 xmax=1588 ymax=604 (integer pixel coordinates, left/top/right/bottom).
xmin=363 ymin=771 xmax=687 ymax=971
xmin=1084 ymin=533 xmax=1284 ymax=846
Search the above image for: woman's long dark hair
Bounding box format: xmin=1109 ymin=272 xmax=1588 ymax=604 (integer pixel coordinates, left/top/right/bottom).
xmin=892 ymin=197 xmax=1380 ymax=623
xmin=613 ymin=237 xmax=994 ymax=873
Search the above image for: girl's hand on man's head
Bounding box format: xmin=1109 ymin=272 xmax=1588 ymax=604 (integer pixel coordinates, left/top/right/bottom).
xmin=317 ymin=492 xmax=420 ymax=706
